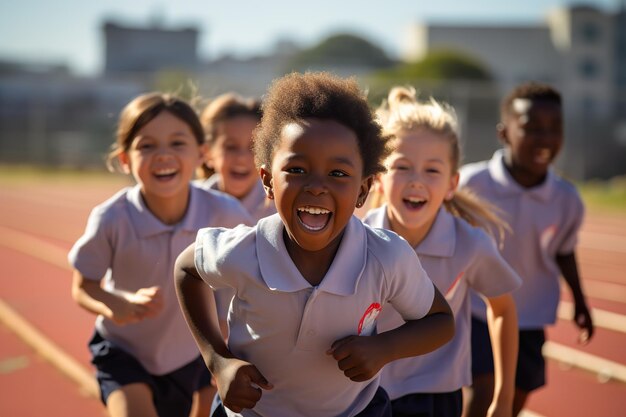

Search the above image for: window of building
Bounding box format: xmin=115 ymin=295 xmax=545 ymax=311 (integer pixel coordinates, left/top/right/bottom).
xmin=579 ymin=58 xmax=599 ymax=79
xmin=580 ymin=22 xmax=601 ymax=43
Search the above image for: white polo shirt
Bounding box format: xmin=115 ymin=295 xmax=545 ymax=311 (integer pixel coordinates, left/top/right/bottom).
xmin=195 ymin=214 xmax=435 ymax=417
xmin=363 ymin=206 xmax=521 ymax=397
xmin=459 ymin=150 xmax=584 ymax=329
xmin=196 ymin=174 xmax=277 ymax=222
xmin=68 ymin=184 xmax=252 ymax=375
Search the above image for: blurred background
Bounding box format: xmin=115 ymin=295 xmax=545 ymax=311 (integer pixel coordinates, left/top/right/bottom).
xmin=1 ymin=3 xmax=625 ymax=416
xmin=0 ymin=0 xmax=625 ymax=181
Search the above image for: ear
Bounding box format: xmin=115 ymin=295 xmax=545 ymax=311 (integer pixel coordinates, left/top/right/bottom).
xmin=259 ymin=165 xmax=274 ymax=199
xmin=197 ymin=143 xmax=208 ymax=167
xmin=202 ymin=145 xmax=214 ymax=168
xmin=372 ymin=173 xmax=384 ymax=195
xmin=117 ymin=152 xmax=132 ymax=175
xmin=356 ymin=175 xmax=374 ymax=208
xmin=445 ymin=172 xmax=460 ymax=201
xmin=496 ymin=122 xmax=508 ymax=145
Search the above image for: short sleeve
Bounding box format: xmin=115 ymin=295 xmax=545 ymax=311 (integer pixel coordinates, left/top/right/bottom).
xmin=557 ymin=193 xmax=584 ymax=255
xmin=382 ymin=233 xmax=435 ymax=321
xmin=194 ymin=224 xmax=252 ymax=290
xmin=466 ymin=232 xmax=522 ymax=298
xmin=67 ymin=206 xmax=113 ymax=281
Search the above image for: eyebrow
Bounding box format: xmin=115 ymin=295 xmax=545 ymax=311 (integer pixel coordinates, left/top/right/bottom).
xmin=283 ymin=154 xmax=357 ymax=167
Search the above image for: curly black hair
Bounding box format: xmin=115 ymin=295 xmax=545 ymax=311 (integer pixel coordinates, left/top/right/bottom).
xmin=253 ymin=72 xmax=390 ymax=177
xmin=501 ymin=82 xmax=562 ymax=120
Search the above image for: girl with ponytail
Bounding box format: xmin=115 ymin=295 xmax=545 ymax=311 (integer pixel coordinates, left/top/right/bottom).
xmin=363 ymin=87 xmax=521 ymax=417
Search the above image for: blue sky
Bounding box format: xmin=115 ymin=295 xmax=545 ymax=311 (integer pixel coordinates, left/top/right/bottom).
xmin=0 ymin=0 xmax=619 ymax=75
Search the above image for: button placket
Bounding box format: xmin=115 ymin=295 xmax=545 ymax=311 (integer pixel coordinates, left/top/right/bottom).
xmin=295 ymin=288 xmax=321 ymax=350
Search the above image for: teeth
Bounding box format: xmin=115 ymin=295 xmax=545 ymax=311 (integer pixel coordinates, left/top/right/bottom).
xmin=155 ymin=168 xmax=177 ymax=176
xmin=297 ymin=206 xmax=330 ymax=215
xmin=231 ymin=168 xmax=250 ymax=175
xmin=406 ymin=196 xmax=426 ymax=203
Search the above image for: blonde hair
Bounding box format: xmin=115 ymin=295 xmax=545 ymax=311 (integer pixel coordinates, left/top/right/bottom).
xmin=374 ymin=86 xmax=509 ymax=241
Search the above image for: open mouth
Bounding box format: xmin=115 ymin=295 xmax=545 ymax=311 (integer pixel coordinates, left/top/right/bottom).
xmin=403 ymin=196 xmax=427 ymax=211
xmin=228 ymin=167 xmax=252 ymax=180
xmin=154 ymin=167 xmax=178 ymax=181
xmin=297 ymin=206 xmax=332 ymax=231
xmin=533 ymin=149 xmax=552 ymax=165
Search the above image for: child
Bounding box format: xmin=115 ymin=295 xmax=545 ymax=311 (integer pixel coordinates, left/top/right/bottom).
xmin=68 ymin=92 xmax=252 ymax=417
xmin=196 ymin=92 xmax=276 ymax=222
xmin=459 ymin=82 xmax=594 ymax=416
xmin=174 ymin=72 xmax=455 ymax=417
xmin=363 ymin=87 xmax=521 ymax=417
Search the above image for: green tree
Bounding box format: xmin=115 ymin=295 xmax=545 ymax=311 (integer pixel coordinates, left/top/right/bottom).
xmin=284 ymin=33 xmax=395 ymax=73
xmin=366 ymin=49 xmax=493 ymax=105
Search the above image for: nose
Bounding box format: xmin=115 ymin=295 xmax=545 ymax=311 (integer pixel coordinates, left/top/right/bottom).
xmin=234 ymin=147 xmax=253 ymax=161
xmin=155 ymin=146 xmax=173 ymax=161
xmin=303 ymin=174 xmax=327 ymax=195
xmin=408 ymin=171 xmax=424 ymax=188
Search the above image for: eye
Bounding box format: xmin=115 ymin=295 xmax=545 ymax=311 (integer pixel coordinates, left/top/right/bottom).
xmin=286 ymin=167 xmax=305 ymax=174
xmin=172 ymin=140 xmax=188 ymax=148
xmin=426 ymin=168 xmax=441 ymax=174
xmin=392 ymin=164 xmax=410 ymax=171
xmin=329 ymin=170 xmax=348 ymax=177
xmin=136 ymin=142 xmax=154 ymax=151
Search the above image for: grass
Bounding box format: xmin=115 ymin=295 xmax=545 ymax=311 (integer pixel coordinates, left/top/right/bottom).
xmin=577 ymin=177 xmax=626 ymax=214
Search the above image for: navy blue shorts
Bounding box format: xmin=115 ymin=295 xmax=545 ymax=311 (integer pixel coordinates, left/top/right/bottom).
xmin=211 ymin=386 xmax=391 ymax=417
xmin=470 ymin=317 xmax=546 ymax=392
xmin=88 ymin=331 xmax=205 ymax=417
xmin=390 ymin=389 xmax=462 ymax=417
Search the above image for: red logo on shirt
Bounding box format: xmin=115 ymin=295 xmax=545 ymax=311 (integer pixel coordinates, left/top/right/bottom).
xmin=540 ymin=225 xmax=557 ymax=250
xmin=445 ymin=271 xmax=465 ymax=298
xmin=358 ymin=303 xmax=382 ymax=336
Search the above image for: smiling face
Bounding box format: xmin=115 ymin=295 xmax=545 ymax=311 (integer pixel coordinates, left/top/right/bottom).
xmin=500 ymin=98 xmax=563 ymax=187
xmin=376 ymin=129 xmax=458 ymax=246
xmin=206 ymin=115 xmax=259 ymax=199
xmin=261 ymin=118 xmax=371 ymax=254
xmin=119 ymin=110 xmax=204 ymax=204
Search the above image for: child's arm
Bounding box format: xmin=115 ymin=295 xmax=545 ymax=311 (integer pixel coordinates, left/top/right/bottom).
xmin=174 ymin=244 xmax=273 ymax=413
xmin=556 ymin=252 xmax=594 ymax=342
xmin=485 ymin=293 xmax=518 ymax=417
xmin=71 ymin=271 xmax=163 ymax=325
xmin=328 ymin=285 xmax=454 ymax=382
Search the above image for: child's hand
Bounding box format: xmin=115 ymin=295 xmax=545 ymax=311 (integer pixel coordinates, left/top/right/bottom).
xmin=108 ymin=286 xmax=164 ymax=325
xmin=215 ymin=358 xmax=273 ymax=413
xmin=132 ymin=286 xmax=164 ymax=318
xmin=574 ymin=301 xmax=594 ymax=344
xmin=327 ymin=335 xmax=387 ymax=382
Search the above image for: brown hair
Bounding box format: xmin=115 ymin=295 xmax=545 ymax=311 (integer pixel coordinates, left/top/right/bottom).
xmin=196 ymin=93 xmax=262 ymax=179
xmin=106 ymin=92 xmax=204 ymax=172
xmin=374 ymin=86 xmax=510 ymax=240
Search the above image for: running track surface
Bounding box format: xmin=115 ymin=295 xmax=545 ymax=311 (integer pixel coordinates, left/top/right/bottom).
xmin=1 ymin=175 xmax=625 ymax=417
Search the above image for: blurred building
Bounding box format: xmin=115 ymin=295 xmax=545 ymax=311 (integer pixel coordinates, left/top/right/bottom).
xmin=103 ymin=21 xmax=200 ymax=74
xmin=0 ymin=67 xmax=145 ymax=167
xmin=404 ymin=4 xmax=626 ymax=179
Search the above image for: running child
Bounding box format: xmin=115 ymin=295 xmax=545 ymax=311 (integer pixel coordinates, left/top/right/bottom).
xmin=363 ymin=86 xmax=521 ymax=417
xmin=459 ymin=82 xmax=594 ymax=416
xmin=68 ymin=92 xmax=252 ymax=417
xmin=196 ymin=92 xmax=276 ymax=222
xmin=175 ymin=72 xmax=455 ymax=417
